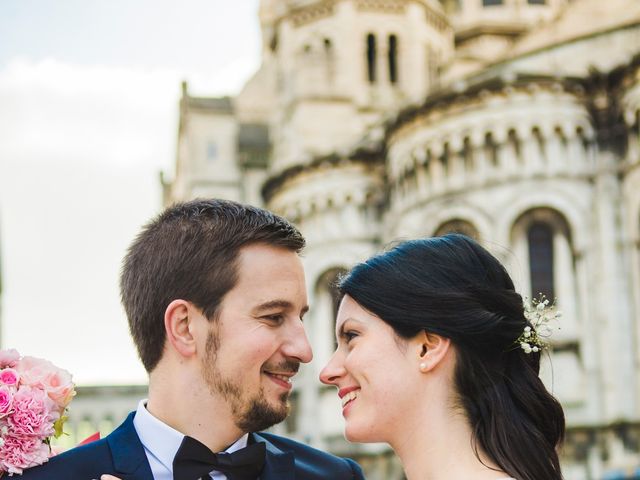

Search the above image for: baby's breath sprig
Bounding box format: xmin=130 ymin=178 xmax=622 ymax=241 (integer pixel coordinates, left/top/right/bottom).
xmin=517 ymin=294 xmax=561 ymax=354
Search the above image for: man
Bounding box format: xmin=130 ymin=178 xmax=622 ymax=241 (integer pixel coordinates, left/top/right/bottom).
xmin=22 ymin=199 xmax=364 ymax=480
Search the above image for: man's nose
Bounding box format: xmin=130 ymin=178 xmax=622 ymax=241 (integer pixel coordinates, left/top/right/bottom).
xmin=283 ymin=320 xmax=313 ymax=363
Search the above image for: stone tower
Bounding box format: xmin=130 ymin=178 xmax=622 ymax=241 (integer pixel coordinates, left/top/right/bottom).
xmin=441 ymin=0 xmax=567 ymax=78
xmin=259 ymin=0 xmax=453 ymax=171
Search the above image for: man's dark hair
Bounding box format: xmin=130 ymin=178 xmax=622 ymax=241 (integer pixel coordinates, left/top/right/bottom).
xmin=120 ymin=198 xmax=305 ymax=372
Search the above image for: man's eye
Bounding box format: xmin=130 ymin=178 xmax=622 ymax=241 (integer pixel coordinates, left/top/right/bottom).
xmin=264 ymin=314 xmax=284 ymax=323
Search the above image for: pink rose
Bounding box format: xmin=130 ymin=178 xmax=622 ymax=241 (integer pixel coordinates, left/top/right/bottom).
xmin=7 ymin=387 xmax=55 ymax=438
xmin=0 ymin=434 xmax=50 ymax=474
xmin=15 ymin=357 xmax=74 ymax=408
xmin=0 ymin=387 xmax=13 ymax=417
xmin=0 ymin=350 xmax=20 ymax=369
xmin=41 ymin=368 xmax=75 ymax=409
xmin=15 ymin=356 xmax=53 ymax=388
xmin=0 ymin=368 xmax=20 ymax=388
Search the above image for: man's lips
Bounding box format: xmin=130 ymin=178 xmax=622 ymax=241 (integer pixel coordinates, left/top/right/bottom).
xmin=264 ymin=371 xmax=295 ymax=389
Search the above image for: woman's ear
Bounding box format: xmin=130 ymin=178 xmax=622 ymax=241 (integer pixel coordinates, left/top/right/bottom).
xmin=416 ymin=330 xmax=451 ymax=373
xmin=164 ymin=299 xmax=198 ymax=358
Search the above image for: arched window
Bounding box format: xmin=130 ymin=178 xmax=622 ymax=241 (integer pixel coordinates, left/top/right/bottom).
xmin=511 ymin=208 xmax=574 ymax=306
xmin=441 ymin=142 xmax=450 ymax=176
xmin=434 ymin=219 xmax=479 ymax=240
xmin=507 ymin=129 xmax=522 ymax=164
xmin=511 ymin=209 xmax=583 ymax=405
xmin=463 ymin=137 xmax=473 ymax=171
xmin=366 ymin=33 xmax=377 ymax=83
xmin=528 ymin=222 xmax=555 ymax=299
xmin=483 ymin=0 xmax=503 ymax=5
xmin=323 ymin=37 xmax=335 ymax=83
xmin=315 ymin=268 xmax=347 ymax=352
xmin=485 ymin=132 xmax=498 ymax=166
xmin=388 ymin=34 xmax=398 ymax=84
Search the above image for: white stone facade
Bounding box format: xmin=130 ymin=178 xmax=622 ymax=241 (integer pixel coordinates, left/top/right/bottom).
xmin=168 ymin=1 xmax=640 ymax=478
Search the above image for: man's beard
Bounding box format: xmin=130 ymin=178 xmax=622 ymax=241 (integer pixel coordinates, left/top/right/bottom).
xmin=201 ymin=328 xmax=296 ymax=432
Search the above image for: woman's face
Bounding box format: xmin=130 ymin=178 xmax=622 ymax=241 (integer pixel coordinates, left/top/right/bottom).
xmin=319 ymin=295 xmax=421 ymax=443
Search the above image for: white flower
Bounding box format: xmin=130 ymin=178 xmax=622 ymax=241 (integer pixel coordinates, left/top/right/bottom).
xmin=538 ymin=325 xmax=553 ymax=337
xmin=524 ymin=331 xmax=531 ymax=338
xmin=520 ymin=342 xmax=533 ymax=354
xmin=532 ymin=346 xmax=539 ymax=353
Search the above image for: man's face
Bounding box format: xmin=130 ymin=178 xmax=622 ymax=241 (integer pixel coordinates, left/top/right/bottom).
xmin=201 ymin=243 xmax=312 ymax=432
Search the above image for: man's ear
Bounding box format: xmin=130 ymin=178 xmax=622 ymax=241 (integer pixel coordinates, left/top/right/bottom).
xmin=415 ymin=330 xmax=451 ymax=373
xmin=164 ymin=299 xmax=198 ymax=358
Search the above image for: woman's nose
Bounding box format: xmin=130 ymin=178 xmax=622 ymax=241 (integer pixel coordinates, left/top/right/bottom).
xmin=319 ymin=350 xmax=346 ymax=386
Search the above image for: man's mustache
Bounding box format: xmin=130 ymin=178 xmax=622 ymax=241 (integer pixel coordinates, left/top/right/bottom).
xmin=265 ymin=360 xmax=300 ymax=374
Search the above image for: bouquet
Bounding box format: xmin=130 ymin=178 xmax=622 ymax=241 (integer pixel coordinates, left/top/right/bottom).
xmin=0 ymin=349 xmax=75 ymax=476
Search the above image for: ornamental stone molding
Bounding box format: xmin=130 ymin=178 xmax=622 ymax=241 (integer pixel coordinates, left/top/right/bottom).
xmin=494 ymin=185 xmax=591 ymax=254
xmin=266 ymin=159 xmax=384 ymax=245
xmin=289 ymin=1 xmax=337 ymax=27
xmin=385 ymin=198 xmax=493 ymax=242
xmin=385 ymin=81 xmax=595 ymax=215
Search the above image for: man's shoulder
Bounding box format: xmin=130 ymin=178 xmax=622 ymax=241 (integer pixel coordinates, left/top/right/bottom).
xmin=20 ymin=411 xmax=142 ymax=480
xmin=255 ymin=432 xmax=364 ymax=479
xmin=19 ymin=439 xmax=112 ymax=479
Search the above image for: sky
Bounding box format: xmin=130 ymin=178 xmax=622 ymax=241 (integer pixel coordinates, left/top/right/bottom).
xmin=0 ymin=0 xmax=262 ymax=384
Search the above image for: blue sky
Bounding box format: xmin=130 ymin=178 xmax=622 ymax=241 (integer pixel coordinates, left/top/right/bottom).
xmin=0 ymin=0 xmax=261 ymax=384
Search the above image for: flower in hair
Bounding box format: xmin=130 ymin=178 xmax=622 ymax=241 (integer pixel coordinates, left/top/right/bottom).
xmin=517 ymin=295 xmax=561 ymax=354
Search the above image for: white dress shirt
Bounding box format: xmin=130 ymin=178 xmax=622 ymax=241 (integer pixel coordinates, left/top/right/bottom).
xmin=133 ymin=399 xmax=249 ymax=480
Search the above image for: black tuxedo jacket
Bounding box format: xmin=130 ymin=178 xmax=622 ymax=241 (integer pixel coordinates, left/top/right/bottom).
xmin=20 ymin=412 xmax=365 ymax=480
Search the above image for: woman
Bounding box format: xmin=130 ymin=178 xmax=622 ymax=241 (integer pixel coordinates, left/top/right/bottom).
xmin=319 ymin=234 xmax=565 ymax=480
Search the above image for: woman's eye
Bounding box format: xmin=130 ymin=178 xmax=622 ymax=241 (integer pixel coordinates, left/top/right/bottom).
xmin=344 ymin=331 xmax=358 ymax=343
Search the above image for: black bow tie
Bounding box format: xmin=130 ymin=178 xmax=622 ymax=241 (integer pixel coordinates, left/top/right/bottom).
xmin=173 ymin=435 xmax=266 ymax=480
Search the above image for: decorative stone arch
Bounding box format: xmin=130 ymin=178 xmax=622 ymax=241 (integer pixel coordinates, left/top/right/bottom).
xmin=302 ymin=242 xmax=375 ymax=367
xmin=295 ymin=30 xmax=334 ymax=55
xmin=626 ymin=172 xmax=640 ymax=368
xmin=415 ymin=201 xmax=493 ymax=242
xmin=495 ymin=190 xmax=588 ymax=254
xmin=295 ymin=31 xmax=337 ymax=84
xmin=510 ymin=207 xmax=573 ymax=300
xmin=509 ymin=206 xmax=586 ymax=405
xmin=433 ymin=218 xmax=480 ymax=240
xmin=387 ymin=33 xmax=399 ymax=85
xmin=366 ymin=32 xmax=377 ymax=83
xmin=311 ymin=266 xmax=349 ymax=372
xmin=497 ymin=192 xmax=588 ymax=349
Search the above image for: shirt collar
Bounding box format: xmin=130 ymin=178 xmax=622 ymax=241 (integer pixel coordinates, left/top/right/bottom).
xmin=133 ymin=399 xmax=249 ymax=473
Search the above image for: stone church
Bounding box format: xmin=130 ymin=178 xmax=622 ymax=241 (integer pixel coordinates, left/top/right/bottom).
xmin=165 ymin=0 xmax=640 ymax=478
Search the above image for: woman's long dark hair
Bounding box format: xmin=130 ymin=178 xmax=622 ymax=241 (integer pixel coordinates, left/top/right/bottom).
xmin=340 ymin=234 xmax=565 ymax=480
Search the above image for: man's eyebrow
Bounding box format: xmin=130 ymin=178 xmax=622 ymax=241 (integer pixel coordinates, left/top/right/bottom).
xmin=253 ymin=300 xmax=310 ymax=315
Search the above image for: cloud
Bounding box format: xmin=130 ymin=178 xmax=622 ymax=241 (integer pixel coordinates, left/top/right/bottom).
xmin=0 ymin=58 xmax=181 ymax=170
xmin=0 ymin=52 xmax=260 ymax=384
xmin=0 ymin=59 xmax=181 ymax=384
